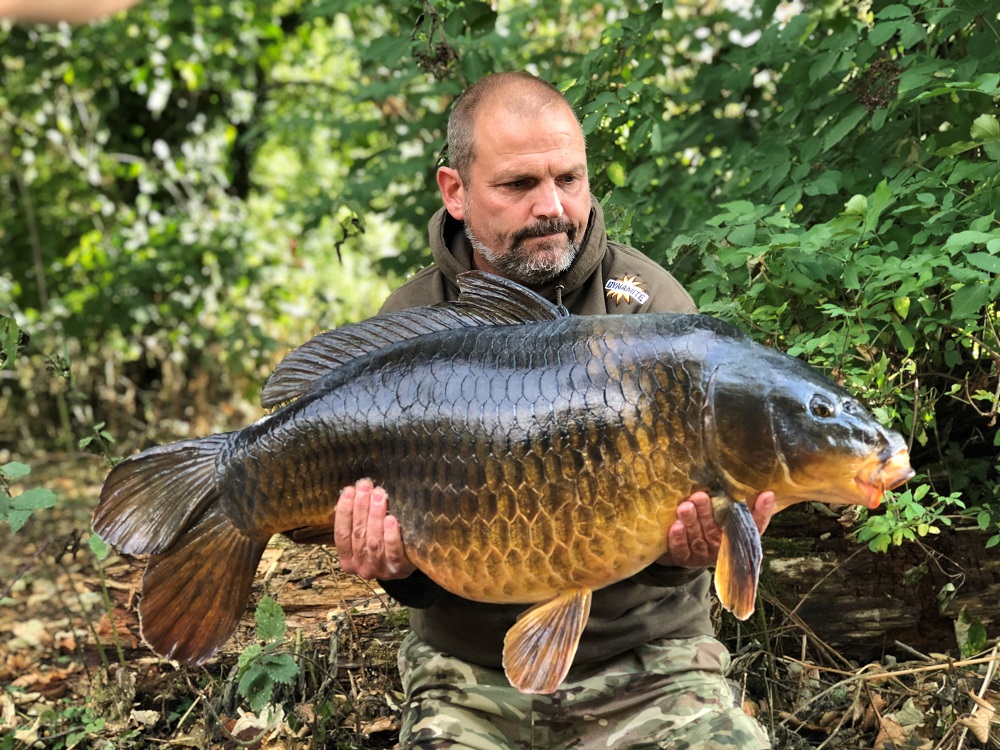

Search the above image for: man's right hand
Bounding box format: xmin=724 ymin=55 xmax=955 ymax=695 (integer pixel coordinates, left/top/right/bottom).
xmin=334 ymin=479 xmax=416 ymax=581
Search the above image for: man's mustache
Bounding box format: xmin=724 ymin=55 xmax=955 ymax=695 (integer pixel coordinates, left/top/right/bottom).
xmin=512 ymin=219 xmax=576 ymax=243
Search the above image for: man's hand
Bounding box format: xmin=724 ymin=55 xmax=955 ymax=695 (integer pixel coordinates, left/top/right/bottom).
xmin=659 ymin=491 xmax=776 ymax=568
xmin=334 ymin=479 xmax=417 ymax=581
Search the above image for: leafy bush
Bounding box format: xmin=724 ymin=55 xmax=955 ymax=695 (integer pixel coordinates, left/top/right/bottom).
xmin=651 ymin=0 xmax=1000 ymax=531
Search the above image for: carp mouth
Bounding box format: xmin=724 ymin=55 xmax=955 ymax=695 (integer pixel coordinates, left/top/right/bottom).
xmin=853 ymin=448 xmax=915 ymax=509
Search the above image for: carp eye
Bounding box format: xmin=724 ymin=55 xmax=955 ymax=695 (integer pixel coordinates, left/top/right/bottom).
xmin=810 ymin=396 xmax=836 ymax=419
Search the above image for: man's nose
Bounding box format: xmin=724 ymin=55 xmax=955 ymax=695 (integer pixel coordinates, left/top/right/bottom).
xmin=531 ymin=182 xmax=563 ymax=219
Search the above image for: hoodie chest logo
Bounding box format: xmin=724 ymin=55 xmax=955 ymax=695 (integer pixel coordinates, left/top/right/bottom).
xmin=605 ymin=276 xmax=649 ymax=305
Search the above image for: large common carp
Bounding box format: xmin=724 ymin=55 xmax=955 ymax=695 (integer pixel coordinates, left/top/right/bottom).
xmin=93 ymin=272 xmax=913 ymax=694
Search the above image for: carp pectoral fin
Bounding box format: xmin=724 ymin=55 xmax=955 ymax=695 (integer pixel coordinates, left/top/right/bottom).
xmin=139 ymin=506 xmax=268 ymax=665
xmin=714 ymin=502 xmax=763 ymax=621
xmin=502 ymin=588 xmax=592 ymax=695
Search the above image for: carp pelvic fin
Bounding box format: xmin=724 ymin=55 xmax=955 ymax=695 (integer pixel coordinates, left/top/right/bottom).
xmin=93 ymin=435 xmax=228 ymax=555
xmin=261 ymin=271 xmax=566 ymax=409
xmin=714 ymin=501 xmax=763 ymax=621
xmin=139 ymin=506 xmax=268 ymax=664
xmin=502 ymin=588 xmax=592 ymax=694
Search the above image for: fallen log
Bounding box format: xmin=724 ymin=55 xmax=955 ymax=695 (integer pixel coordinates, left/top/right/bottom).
xmin=753 ymin=505 xmax=999 ymax=662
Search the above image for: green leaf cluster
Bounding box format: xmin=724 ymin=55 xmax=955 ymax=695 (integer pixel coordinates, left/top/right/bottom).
xmin=0 ymin=461 xmax=57 ymax=535
xmin=954 ymin=606 xmax=988 ymax=658
xmin=236 ymin=595 xmax=300 ymax=713
xmin=856 ymin=482 xmax=964 ymax=553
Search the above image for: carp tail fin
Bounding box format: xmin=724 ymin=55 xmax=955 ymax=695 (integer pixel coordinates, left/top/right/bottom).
xmin=714 ymin=501 xmax=763 ymax=620
xmin=139 ymin=505 xmax=267 ymax=664
xmin=261 ymin=272 xmax=565 ymax=408
xmin=93 ymin=435 xmax=229 ymax=555
xmin=502 ymin=588 xmax=592 ymax=694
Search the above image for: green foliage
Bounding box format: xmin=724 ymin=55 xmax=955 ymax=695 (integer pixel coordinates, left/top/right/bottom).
xmin=78 ymin=421 xmax=117 ymax=463
xmin=0 ymin=316 xmax=21 ymax=370
xmin=2 ymin=2 xmax=398 ymax=444
xmin=0 ymin=461 xmax=57 ymax=534
xmin=856 ymin=482 xmax=965 ymax=553
xmin=954 ymin=607 xmax=988 ymax=659
xmin=0 ymin=697 xmax=108 ymax=750
xmin=236 ymin=595 xmax=301 ymax=713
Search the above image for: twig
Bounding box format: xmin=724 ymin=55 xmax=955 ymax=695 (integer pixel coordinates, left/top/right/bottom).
xmin=814 ymin=678 xmax=866 ymax=750
xmin=759 ymin=589 xmax=855 ymax=670
xmin=894 ymin=640 xmax=933 ymax=662
xmin=783 ymin=653 xmax=1000 ymax=681
xmin=779 ymin=651 xmax=999 ymax=731
xmin=174 ymin=693 xmax=201 ymax=731
xmin=954 ymin=645 xmax=1000 ymax=750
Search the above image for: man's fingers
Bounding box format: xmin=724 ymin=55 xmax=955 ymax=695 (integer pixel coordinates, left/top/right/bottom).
xmin=364 ymin=485 xmax=389 ymax=557
xmin=334 ymin=484 xmax=357 ymax=557
xmin=333 ymin=479 xmax=415 ymax=580
xmin=383 ymin=514 xmax=417 ymax=577
xmin=751 ymin=491 xmax=776 ymax=535
xmin=689 ymin=492 xmax=723 ymax=546
xmin=351 ymin=479 xmax=374 ymax=557
xmin=666 ymin=518 xmax=692 ymax=566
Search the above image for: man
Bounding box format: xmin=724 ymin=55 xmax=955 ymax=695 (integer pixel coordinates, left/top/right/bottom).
xmin=336 ymin=72 xmax=774 ymax=748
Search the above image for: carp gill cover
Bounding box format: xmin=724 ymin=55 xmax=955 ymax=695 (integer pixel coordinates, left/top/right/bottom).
xmin=93 ymin=272 xmax=914 ymax=694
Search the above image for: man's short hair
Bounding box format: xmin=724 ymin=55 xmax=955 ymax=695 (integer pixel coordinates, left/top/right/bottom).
xmin=446 ymin=72 xmax=578 ymax=180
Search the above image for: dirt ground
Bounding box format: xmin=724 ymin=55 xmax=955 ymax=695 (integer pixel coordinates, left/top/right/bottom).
xmin=2 ymin=452 xmax=998 ymax=749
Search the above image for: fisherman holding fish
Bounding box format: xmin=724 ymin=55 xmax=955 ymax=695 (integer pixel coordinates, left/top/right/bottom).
xmin=335 ymin=72 xmax=776 ymax=749
xmin=94 ymin=71 xmax=912 ymax=748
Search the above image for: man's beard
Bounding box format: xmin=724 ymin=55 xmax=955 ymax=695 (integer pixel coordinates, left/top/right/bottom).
xmin=465 ymin=218 xmax=582 ymax=287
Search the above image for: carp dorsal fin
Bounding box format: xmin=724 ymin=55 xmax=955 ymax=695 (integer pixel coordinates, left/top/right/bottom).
xmin=260 ymin=271 xmax=564 ymax=408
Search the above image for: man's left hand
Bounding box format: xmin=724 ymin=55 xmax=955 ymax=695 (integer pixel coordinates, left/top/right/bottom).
xmin=659 ymin=491 xmax=776 ymax=568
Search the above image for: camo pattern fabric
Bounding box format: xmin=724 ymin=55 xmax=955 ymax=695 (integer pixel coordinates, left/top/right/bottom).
xmin=396 ymin=632 xmax=771 ymax=749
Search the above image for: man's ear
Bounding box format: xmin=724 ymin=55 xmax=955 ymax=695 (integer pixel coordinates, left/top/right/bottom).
xmin=437 ymin=166 xmax=465 ymax=220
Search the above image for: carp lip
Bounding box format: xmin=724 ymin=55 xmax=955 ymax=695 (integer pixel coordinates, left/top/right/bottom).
xmin=854 ymin=449 xmax=916 ymax=508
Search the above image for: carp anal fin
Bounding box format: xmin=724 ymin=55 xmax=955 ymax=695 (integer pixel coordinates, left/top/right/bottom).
xmin=714 ymin=501 xmax=763 ymax=620
xmin=139 ymin=506 xmax=268 ymax=665
xmin=261 ymin=271 xmax=565 ymax=408
xmin=93 ymin=435 xmax=228 ymax=555
xmin=502 ymin=588 xmax=592 ymax=694
xmin=287 ymin=524 xmax=337 ymax=545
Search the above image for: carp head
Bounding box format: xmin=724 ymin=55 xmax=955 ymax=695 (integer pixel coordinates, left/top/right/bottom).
xmin=703 ymin=351 xmax=914 ymax=512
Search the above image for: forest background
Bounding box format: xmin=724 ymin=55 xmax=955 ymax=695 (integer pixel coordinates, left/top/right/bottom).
xmin=1 ymin=0 xmax=999 ymax=748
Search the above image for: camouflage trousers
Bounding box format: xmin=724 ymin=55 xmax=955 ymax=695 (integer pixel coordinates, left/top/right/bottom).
xmin=397 ymin=632 xmax=770 ymax=749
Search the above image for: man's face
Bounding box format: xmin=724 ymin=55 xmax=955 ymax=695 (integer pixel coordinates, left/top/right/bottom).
xmin=440 ymin=102 xmax=591 ymax=287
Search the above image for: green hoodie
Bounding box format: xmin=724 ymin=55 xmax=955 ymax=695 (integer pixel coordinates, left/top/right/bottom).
xmin=378 ymin=197 xmax=714 ymax=669
xmin=381 ymin=197 xmax=696 ymax=317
